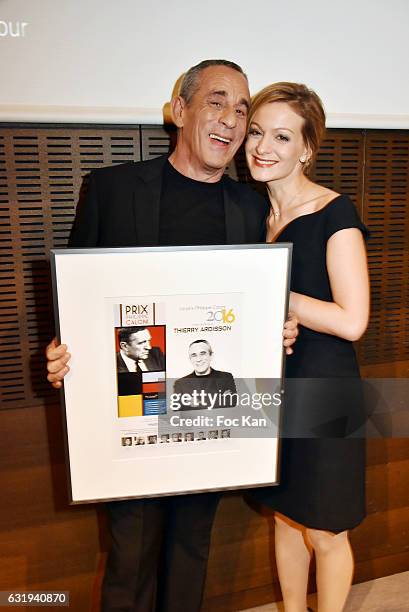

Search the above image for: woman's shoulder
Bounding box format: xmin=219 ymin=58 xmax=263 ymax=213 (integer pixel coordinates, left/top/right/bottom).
xmin=321 ymin=193 xmax=368 ymax=240
xmin=324 ymin=192 xmax=355 ymax=209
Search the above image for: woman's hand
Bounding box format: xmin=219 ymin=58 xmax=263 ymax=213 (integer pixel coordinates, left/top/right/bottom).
xmin=283 ymin=312 xmax=299 ymax=355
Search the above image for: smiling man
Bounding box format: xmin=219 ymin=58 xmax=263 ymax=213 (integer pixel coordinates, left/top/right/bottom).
xmin=170 ymin=63 xmax=249 ymax=181
xmin=174 ymin=340 xmax=237 ymax=410
xmin=46 ymin=59 xmax=298 ymax=612
xmin=189 ymin=339 xmax=214 ymax=375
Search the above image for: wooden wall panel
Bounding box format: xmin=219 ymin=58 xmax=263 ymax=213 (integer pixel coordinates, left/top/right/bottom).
xmin=141 ymin=125 xmax=174 ymax=160
xmin=0 ymin=403 xmax=102 ymax=611
xmin=0 ymin=124 xmax=408 ymax=612
xmin=360 ymin=131 xmax=409 ymax=365
xmin=0 ymin=127 xmax=141 ymax=410
xmin=311 ymin=129 xmax=365 ymax=211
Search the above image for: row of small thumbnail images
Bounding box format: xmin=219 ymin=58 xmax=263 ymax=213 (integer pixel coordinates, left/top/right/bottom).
xmin=121 ymin=429 xmax=232 ymax=446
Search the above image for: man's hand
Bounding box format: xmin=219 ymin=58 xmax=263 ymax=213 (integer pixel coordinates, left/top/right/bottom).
xmin=283 ymin=312 xmax=298 ymax=355
xmin=46 ymin=337 xmax=71 ymax=389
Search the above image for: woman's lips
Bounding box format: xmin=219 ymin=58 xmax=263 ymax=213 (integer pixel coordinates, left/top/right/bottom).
xmin=253 ymin=156 xmax=277 ymax=167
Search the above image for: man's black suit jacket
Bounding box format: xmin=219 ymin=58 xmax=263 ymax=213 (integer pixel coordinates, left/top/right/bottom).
xmin=68 ymin=155 xmax=268 ymax=248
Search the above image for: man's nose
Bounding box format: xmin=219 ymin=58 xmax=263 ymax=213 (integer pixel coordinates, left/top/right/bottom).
xmin=219 ymin=106 xmax=236 ymax=129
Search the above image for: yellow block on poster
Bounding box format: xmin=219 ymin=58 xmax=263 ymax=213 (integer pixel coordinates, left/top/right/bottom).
xmin=118 ymin=395 xmax=143 ymax=417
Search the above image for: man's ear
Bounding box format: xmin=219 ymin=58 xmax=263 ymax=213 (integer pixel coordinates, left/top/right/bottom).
xmin=119 ymin=341 xmax=127 ymax=351
xmin=171 ymin=95 xmax=186 ymax=128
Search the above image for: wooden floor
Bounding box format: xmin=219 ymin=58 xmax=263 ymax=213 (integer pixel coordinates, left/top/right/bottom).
xmin=241 ymin=571 xmax=409 ymax=611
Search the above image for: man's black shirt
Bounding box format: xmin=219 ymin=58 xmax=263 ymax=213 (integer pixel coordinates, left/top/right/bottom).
xmin=159 ymin=160 xmax=226 ymax=246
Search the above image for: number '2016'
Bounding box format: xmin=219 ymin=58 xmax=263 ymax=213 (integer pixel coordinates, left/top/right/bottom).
xmin=206 ymin=308 xmax=235 ymax=323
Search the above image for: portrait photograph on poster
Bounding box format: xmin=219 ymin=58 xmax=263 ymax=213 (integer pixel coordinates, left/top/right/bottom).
xmin=51 ymin=244 xmax=291 ymax=503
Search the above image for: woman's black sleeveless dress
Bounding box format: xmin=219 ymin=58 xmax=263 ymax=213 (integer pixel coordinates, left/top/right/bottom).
xmin=251 ymin=195 xmax=367 ymax=532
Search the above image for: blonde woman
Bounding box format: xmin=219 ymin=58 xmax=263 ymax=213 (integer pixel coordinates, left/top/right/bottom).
xmin=246 ymin=83 xmax=369 ymax=612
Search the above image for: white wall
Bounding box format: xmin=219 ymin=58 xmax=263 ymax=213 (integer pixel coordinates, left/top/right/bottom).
xmin=0 ymin=0 xmax=408 ymax=127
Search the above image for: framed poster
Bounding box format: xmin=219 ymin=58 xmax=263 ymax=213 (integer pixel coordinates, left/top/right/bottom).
xmin=51 ymin=244 xmax=292 ymax=503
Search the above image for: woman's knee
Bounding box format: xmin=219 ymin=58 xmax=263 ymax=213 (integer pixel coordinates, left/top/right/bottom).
xmin=306 ymin=528 xmax=349 ymax=555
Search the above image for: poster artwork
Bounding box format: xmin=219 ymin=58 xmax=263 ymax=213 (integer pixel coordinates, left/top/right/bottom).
xmin=112 ymin=294 xmax=242 ymax=454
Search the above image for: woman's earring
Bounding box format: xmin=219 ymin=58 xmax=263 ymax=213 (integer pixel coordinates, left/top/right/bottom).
xmin=299 ymin=154 xmax=308 ymax=163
